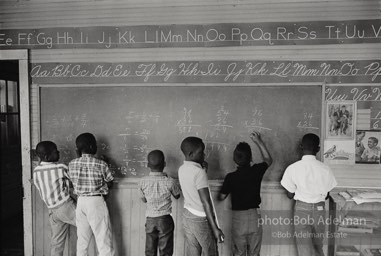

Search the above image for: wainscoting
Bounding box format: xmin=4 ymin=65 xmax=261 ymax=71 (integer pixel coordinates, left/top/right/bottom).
xmin=32 ymin=180 xmax=304 ymax=256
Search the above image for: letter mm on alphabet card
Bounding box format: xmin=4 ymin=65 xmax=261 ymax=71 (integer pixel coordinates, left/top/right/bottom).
xmin=326 ymin=101 xmax=356 ymax=140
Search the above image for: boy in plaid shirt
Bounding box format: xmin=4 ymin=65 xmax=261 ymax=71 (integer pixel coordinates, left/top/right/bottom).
xmin=33 ymin=141 xmax=76 ymax=256
xmin=68 ymin=133 xmax=115 ymax=256
xmin=139 ymin=150 xmax=181 ymax=256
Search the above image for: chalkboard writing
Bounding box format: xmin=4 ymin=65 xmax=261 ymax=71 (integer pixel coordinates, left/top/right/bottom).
xmin=1 ymin=20 xmax=380 ymax=49
xmin=41 ymin=86 xmax=321 ymax=181
xmin=325 ymin=85 xmax=381 ymax=130
xmin=31 ymin=60 xmax=381 ymax=84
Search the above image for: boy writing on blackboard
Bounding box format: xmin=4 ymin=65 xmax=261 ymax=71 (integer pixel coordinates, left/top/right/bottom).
xmin=218 ymin=131 xmax=272 ymax=256
xmin=139 ymin=150 xmax=181 ymax=256
xmin=68 ymin=133 xmax=115 ymax=256
xmin=178 ymin=137 xmax=224 ymax=256
xmin=33 ymin=141 xmax=77 ymax=256
xmin=281 ymin=133 xmax=337 ymax=256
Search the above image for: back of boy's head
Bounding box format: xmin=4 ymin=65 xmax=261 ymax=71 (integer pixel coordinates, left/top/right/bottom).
xmin=233 ymin=142 xmax=252 ymax=167
xmin=301 ymin=133 xmax=320 ymax=154
xmin=76 ymin=133 xmax=97 ymax=154
xmin=180 ymin=137 xmax=204 ymax=156
xmin=147 ymin=150 xmax=165 ymax=170
xmin=36 ymin=141 xmax=57 ymax=161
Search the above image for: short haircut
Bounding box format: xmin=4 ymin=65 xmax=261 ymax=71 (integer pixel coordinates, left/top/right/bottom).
xmin=36 ymin=141 xmax=57 ymax=159
xmin=147 ymin=150 xmax=165 ymax=170
xmin=369 ymin=137 xmax=378 ymax=144
xmin=180 ymin=136 xmax=204 ymax=156
xmin=302 ymin=133 xmax=320 ymax=152
xmin=233 ymin=142 xmax=252 ymax=167
xmin=76 ymin=133 xmax=96 ymax=153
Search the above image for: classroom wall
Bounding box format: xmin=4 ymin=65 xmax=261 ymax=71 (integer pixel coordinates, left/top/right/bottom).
xmin=1 ymin=0 xmax=380 ymax=255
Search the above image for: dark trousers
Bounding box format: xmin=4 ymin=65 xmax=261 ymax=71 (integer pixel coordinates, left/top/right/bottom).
xmin=145 ymin=214 xmax=174 ymax=256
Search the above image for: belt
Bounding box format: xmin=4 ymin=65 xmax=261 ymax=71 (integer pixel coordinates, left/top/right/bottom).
xmin=296 ymin=200 xmax=324 ymax=205
xmin=79 ymin=194 xmax=103 ymax=197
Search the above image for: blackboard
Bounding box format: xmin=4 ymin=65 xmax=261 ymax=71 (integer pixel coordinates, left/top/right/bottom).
xmin=41 ymin=86 xmax=322 ymax=181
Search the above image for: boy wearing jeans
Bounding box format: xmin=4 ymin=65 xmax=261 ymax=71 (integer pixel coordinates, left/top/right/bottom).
xmin=139 ymin=150 xmax=181 ymax=256
xmin=281 ymin=133 xmax=337 ymax=256
xmin=178 ymin=137 xmax=224 ymax=256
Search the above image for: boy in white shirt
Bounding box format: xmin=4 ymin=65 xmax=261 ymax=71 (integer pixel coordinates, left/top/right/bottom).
xmin=281 ymin=133 xmax=337 ymax=256
xmin=178 ymin=136 xmax=224 ymax=256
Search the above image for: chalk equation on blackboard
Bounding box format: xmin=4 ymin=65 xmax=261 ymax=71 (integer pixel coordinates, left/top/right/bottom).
xmin=205 ymin=106 xmax=233 ymax=138
xmin=125 ymin=111 xmax=160 ymax=124
xmin=118 ymin=129 xmax=151 ymax=141
xmin=118 ymin=127 xmax=153 ymax=175
xmin=297 ymin=112 xmax=319 ymax=130
xmin=176 ymin=108 xmax=202 ymax=134
xmin=243 ymin=106 xmax=272 ymax=132
xmin=204 ymin=141 xmax=232 ymax=159
xmin=45 ymin=114 xmax=89 ymax=129
xmin=65 ymin=134 xmax=74 ymax=142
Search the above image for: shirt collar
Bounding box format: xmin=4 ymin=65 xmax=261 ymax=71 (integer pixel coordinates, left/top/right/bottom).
xmin=302 ymin=155 xmax=316 ymax=160
xmin=183 ymin=160 xmax=202 ymax=168
xmin=81 ymin=154 xmax=94 ymax=158
xmin=237 ymin=165 xmax=251 ymax=171
xmin=40 ymin=161 xmax=55 ymax=165
xmin=149 ymin=172 xmax=167 ymax=176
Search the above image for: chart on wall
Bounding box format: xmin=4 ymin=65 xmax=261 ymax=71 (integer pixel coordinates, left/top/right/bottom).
xmin=40 ymin=86 xmax=322 ymax=180
xmin=324 ymin=85 xmax=381 ymax=165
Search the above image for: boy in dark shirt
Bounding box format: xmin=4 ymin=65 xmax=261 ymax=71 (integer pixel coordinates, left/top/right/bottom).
xmin=218 ymin=131 xmax=272 ymax=256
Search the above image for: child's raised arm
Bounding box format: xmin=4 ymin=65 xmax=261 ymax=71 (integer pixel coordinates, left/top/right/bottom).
xmin=250 ymin=131 xmax=273 ymax=166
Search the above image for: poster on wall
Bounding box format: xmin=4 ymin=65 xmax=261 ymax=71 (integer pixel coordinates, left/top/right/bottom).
xmin=323 ymin=140 xmax=355 ymax=165
xmin=355 ymin=130 xmax=381 ymax=164
xmin=326 ymin=101 xmax=356 ymax=140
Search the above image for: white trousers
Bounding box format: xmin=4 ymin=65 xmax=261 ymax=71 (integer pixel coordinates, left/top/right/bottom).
xmin=76 ymin=196 xmax=115 ymax=256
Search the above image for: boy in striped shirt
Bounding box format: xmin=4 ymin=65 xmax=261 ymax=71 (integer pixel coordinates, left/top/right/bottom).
xmin=33 ymin=141 xmax=76 ymax=256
